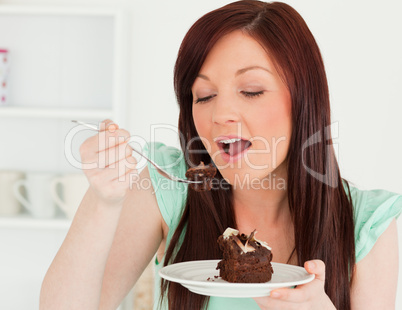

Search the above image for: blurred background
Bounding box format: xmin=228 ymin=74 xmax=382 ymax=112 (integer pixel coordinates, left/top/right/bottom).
xmin=0 ymin=0 xmax=401 ymax=309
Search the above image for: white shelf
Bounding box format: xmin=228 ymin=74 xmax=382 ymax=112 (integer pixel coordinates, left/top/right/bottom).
xmin=0 ymin=2 xmax=127 ymax=240
xmin=0 ymin=215 xmax=71 ymax=230
xmin=0 ymin=5 xmax=128 ymax=125
xmin=0 ymin=106 xmax=113 ymax=119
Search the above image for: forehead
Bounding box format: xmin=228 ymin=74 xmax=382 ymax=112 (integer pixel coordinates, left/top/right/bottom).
xmin=198 ymin=30 xmax=275 ymax=75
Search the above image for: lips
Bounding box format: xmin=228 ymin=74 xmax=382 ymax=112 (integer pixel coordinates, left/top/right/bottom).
xmin=214 ymin=136 xmax=252 ymax=163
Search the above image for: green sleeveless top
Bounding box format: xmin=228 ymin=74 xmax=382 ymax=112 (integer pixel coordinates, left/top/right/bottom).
xmin=144 ymin=142 xmax=402 ymax=310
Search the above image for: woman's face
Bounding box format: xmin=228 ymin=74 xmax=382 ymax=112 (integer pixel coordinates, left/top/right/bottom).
xmin=191 ymin=30 xmax=292 ymax=186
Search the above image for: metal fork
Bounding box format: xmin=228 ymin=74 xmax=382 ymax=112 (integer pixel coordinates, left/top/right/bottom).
xmin=72 ymin=120 xmax=201 ymax=184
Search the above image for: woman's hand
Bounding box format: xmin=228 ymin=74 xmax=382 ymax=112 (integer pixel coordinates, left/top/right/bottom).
xmin=253 ymin=260 xmax=336 ymax=310
xmin=80 ymin=119 xmax=137 ymax=206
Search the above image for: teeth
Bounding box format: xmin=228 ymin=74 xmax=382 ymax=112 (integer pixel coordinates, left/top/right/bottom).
xmin=219 ymin=138 xmax=241 ymax=144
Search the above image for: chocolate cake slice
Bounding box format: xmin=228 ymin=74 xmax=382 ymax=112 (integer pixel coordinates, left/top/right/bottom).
xmin=217 ymin=227 xmax=273 ymax=283
xmin=185 ymin=161 xmax=217 ymax=191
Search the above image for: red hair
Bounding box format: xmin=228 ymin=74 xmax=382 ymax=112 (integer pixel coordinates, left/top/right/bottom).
xmin=162 ymin=1 xmax=355 ymax=309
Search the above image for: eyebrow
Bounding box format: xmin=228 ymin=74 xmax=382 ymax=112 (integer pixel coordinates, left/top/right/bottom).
xmin=235 ymin=66 xmax=273 ymax=76
xmin=196 ymin=66 xmax=273 ymax=81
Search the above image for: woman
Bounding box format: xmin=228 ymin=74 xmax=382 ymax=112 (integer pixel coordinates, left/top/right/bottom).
xmin=40 ymin=1 xmax=401 ymax=310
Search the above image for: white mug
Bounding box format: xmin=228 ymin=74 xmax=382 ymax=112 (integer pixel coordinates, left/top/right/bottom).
xmin=13 ymin=172 xmax=56 ymax=219
xmin=0 ymin=171 xmax=25 ymax=216
xmin=51 ymin=173 xmax=89 ymax=219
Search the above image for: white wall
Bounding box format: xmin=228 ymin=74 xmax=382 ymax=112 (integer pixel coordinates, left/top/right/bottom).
xmin=1 ymin=0 xmax=401 ymax=308
xmin=3 ymin=0 xmax=400 ymax=189
xmin=288 ymin=0 xmax=402 ymax=194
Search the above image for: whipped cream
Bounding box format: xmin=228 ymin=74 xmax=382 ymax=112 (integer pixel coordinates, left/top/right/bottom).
xmin=254 ymin=238 xmax=272 ymax=251
xmin=222 ymin=227 xmax=272 ymax=251
xmin=223 ymin=227 xmax=239 ymax=239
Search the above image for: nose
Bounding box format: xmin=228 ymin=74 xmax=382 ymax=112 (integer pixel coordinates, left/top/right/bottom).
xmin=212 ymin=96 xmax=240 ymax=125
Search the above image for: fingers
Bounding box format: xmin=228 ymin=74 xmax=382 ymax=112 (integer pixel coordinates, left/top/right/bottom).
xmin=304 ymin=259 xmax=325 ymax=282
xmin=254 ymin=295 xmax=301 ymax=310
xmin=254 ymin=260 xmax=331 ymax=309
xmin=79 ymin=119 xmax=137 ymax=205
xmin=267 ymin=259 xmax=325 ymax=304
xmin=81 ymin=127 xmax=131 ymax=164
xmin=80 ymin=125 xmax=135 ymax=173
xmin=269 ymin=283 xmax=320 ymax=303
xmin=98 ymin=134 xmax=133 ymax=168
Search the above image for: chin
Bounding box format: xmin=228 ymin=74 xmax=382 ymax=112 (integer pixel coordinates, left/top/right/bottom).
xmin=218 ymin=168 xmax=268 ymax=187
xmin=216 ymin=161 xmax=288 ymax=191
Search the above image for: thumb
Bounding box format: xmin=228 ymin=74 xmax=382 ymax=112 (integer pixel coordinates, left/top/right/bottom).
xmin=99 ymin=119 xmax=119 ymax=132
xmin=304 ymin=259 xmax=325 ymax=282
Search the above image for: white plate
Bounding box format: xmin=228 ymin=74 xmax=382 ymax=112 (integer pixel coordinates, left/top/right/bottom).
xmin=159 ymin=259 xmax=315 ymax=298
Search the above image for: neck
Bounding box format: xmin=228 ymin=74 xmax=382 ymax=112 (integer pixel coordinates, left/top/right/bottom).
xmin=234 ymin=186 xmax=288 ymax=221
xmin=231 ymin=165 xmax=296 ymax=264
xmin=232 ymin=167 xmax=290 ymax=227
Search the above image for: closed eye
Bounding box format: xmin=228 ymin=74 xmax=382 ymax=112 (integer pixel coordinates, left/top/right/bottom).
xmin=195 ymin=94 xmax=216 ymax=104
xmin=241 ymin=90 xmax=264 ymax=98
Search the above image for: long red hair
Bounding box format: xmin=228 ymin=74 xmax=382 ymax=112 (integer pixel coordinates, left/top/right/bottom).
xmin=161 ymin=1 xmax=355 ymax=309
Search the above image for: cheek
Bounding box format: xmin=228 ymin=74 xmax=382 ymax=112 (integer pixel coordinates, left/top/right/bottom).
xmin=267 ymin=105 xmax=292 ymax=167
xmin=247 ymin=98 xmax=292 ymax=168
xmin=192 ymin=106 xmax=210 ymax=137
xmin=251 ymin=103 xmax=292 ymax=139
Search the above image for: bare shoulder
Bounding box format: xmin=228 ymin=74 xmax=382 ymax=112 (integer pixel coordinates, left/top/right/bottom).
xmin=350 ymin=219 xmax=399 ymax=310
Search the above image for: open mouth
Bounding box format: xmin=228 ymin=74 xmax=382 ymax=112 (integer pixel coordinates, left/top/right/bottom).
xmin=218 ymin=138 xmax=252 ymax=157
